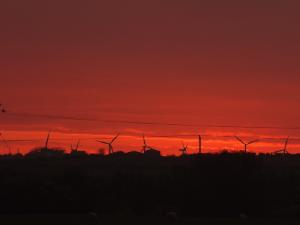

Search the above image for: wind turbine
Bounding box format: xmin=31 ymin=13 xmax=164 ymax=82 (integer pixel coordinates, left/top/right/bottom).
xmin=235 ymin=136 xmax=259 ymax=153
xmin=71 ymin=139 xmax=80 ymax=152
xmin=142 ymin=134 xmax=151 ymax=153
xmin=273 ymin=136 xmax=290 ymax=155
xmin=179 ymin=142 xmax=188 ymax=155
xmin=97 ymin=134 xmax=120 ymax=154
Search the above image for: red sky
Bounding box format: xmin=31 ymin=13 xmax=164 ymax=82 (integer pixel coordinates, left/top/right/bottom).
xmin=0 ymin=0 xmax=300 ymax=155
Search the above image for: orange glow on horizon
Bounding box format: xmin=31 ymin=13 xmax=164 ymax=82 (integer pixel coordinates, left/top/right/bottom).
xmin=1 ymin=129 xmax=299 ymax=156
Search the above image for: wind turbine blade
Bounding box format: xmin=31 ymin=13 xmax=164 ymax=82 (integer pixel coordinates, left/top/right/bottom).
xmin=181 ymin=141 xmax=185 ymax=147
xmin=45 ymin=132 xmax=51 ymax=148
xmin=76 ymin=139 xmax=80 ymax=149
xmin=273 ymin=149 xmax=282 ymax=153
xmin=111 ymin=133 xmax=120 ymax=144
xmin=247 ymin=139 xmax=259 ymax=145
xmin=284 ymin=136 xmax=289 ymax=149
xmin=97 ymin=140 xmax=110 ymax=145
xmin=235 ymin=136 xmax=245 ymax=145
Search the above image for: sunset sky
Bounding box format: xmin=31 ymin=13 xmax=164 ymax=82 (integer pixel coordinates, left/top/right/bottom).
xmin=0 ymin=0 xmax=300 ymax=155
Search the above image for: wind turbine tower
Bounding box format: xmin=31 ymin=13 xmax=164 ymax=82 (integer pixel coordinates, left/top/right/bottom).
xmin=142 ymin=134 xmax=152 ymax=153
xmin=198 ymin=135 xmax=202 ymax=154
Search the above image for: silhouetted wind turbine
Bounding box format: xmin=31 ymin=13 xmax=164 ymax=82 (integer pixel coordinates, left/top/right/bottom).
xmin=273 ymin=136 xmax=290 ymax=155
xmin=71 ymin=139 xmax=80 ymax=152
xmin=142 ymin=134 xmax=151 ymax=153
xmin=97 ymin=134 xmax=120 ymax=154
xmin=179 ymin=142 xmax=188 ymax=155
xmin=235 ymin=136 xmax=259 ymax=153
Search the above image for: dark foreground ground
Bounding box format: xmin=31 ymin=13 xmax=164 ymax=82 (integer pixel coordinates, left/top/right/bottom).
xmin=1 ymin=151 xmax=300 ymax=223
xmin=0 ymin=214 xmax=300 ymax=225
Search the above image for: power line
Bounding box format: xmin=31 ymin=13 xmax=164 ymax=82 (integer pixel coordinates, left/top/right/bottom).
xmin=5 ymin=111 xmax=300 ymax=131
xmin=2 ymin=134 xmax=298 ymax=143
xmin=0 ymin=133 xmax=11 ymax=152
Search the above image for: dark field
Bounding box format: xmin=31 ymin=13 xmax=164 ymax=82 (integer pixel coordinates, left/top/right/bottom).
xmin=0 ymin=214 xmax=300 ymax=225
xmin=1 ymin=152 xmax=300 ymax=224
